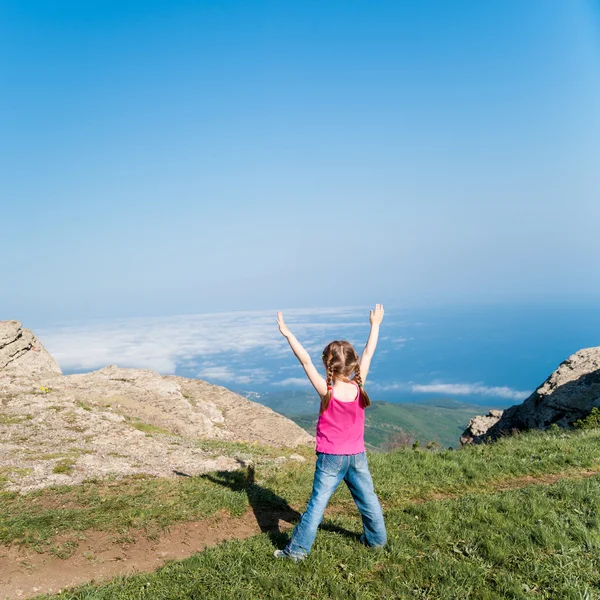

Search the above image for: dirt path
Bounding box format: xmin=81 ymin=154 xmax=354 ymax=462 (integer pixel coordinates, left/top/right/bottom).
xmin=2 ymin=468 xmax=599 ymax=600
xmin=0 ymin=510 xmax=268 ymax=600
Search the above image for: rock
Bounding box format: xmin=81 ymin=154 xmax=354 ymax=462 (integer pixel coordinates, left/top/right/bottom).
xmin=170 ymin=376 xmax=314 ymax=448
xmin=460 ymin=410 xmax=503 ymax=445
xmin=0 ymin=321 xmax=62 ymax=376
xmin=289 ymin=454 xmax=306 ymax=462
xmin=0 ymin=321 xmax=314 ymax=493
xmin=461 ymin=347 xmax=600 ymax=444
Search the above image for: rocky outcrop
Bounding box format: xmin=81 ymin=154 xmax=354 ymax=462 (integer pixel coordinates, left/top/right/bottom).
xmin=0 ymin=321 xmax=61 ymax=376
xmin=461 ymin=347 xmax=600 ymax=444
xmin=0 ymin=321 xmax=313 ymax=492
xmin=460 ymin=409 xmax=503 ymax=445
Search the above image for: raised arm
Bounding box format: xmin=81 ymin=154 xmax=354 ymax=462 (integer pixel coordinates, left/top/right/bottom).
xmin=359 ymin=304 xmax=384 ymax=383
xmin=277 ymin=312 xmax=327 ymax=397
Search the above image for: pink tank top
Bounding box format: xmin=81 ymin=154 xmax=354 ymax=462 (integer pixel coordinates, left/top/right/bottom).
xmin=315 ymin=383 xmax=366 ymax=454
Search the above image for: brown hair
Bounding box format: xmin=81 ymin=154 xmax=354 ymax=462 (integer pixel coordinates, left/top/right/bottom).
xmin=320 ymin=340 xmax=371 ymax=414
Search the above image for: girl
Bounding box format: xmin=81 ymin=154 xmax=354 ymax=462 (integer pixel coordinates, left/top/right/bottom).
xmin=274 ymin=305 xmax=387 ymax=561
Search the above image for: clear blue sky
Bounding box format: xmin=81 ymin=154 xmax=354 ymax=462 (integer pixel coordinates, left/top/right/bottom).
xmin=2 ymin=0 xmax=599 ymax=325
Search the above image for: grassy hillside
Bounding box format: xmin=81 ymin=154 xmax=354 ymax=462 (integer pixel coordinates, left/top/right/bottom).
xmin=3 ymin=428 xmax=600 ymax=598
xmin=288 ymin=398 xmax=490 ymax=449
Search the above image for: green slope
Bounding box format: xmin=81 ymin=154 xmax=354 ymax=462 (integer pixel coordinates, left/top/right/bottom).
xmin=288 ymin=399 xmax=491 ymax=449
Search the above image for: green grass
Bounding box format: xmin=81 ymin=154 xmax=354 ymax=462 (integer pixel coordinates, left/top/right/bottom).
xmin=53 ymin=459 xmax=76 ymax=474
xmin=0 ymin=468 xmax=32 ymax=490
xmin=21 ymin=448 xmax=93 ymax=461
xmin=259 ymin=428 xmax=600 ymax=511
xmin=2 ymin=429 xmax=600 ymax=552
xmin=4 ymin=429 xmax=600 ymax=598
xmin=0 ymin=474 xmax=250 ymax=551
xmin=37 ymin=476 xmax=600 ymax=599
xmin=128 ymin=419 xmax=172 ymax=435
xmin=0 ymin=413 xmax=33 ymax=425
xmin=75 ymin=400 xmax=93 ymax=412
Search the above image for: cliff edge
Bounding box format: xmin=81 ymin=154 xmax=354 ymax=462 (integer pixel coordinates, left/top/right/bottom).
xmin=461 ymin=347 xmax=600 ymax=444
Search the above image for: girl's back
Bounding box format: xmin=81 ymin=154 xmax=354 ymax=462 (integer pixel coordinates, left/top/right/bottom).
xmin=331 ymin=380 xmax=360 ymax=402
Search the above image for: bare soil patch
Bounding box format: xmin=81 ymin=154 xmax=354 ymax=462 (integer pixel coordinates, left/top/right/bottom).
xmin=0 ymin=510 xmax=274 ymax=600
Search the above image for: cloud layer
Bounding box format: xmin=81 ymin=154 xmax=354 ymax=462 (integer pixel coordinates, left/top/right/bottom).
xmin=374 ymin=381 xmax=531 ymax=401
xmin=37 ymin=308 xmax=530 ymax=402
xmin=411 ymin=383 xmax=531 ymax=400
xmin=38 ymin=307 xmax=365 ymax=381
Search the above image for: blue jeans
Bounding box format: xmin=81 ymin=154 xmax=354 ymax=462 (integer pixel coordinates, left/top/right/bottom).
xmin=283 ymin=452 xmax=387 ymax=559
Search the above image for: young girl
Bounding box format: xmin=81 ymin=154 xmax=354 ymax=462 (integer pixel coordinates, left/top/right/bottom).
xmin=274 ymin=305 xmax=387 ymax=561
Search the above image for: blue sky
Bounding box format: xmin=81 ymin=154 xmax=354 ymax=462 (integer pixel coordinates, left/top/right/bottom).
xmin=2 ymin=1 xmax=599 ymax=325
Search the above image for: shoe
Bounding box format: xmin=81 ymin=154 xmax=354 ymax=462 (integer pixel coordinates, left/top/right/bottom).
xmin=359 ymin=534 xmax=386 ymax=549
xmin=273 ymin=549 xmax=304 ymax=562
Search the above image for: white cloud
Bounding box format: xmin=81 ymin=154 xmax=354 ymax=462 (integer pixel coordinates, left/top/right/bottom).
xmin=370 ymin=382 xmax=411 ymax=392
xmin=197 ymin=366 xmax=236 ymax=381
xmin=411 ymin=382 xmax=531 ymax=400
xmin=273 ymin=377 xmax=314 ymax=388
xmin=196 ymin=365 xmax=270 ymax=385
xmin=371 ymin=381 xmax=531 ymax=400
xmin=37 ymin=307 xmax=365 ymax=375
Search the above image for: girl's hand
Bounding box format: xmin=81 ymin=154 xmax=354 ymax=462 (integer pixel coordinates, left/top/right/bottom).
xmin=370 ymin=304 xmax=384 ymax=326
xmin=277 ymin=312 xmax=292 ymax=338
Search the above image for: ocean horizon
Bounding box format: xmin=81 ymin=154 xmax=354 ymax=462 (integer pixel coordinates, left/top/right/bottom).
xmin=34 ymin=301 xmax=600 ymax=413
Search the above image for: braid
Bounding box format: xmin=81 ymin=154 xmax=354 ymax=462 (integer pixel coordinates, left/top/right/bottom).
xmin=353 ymin=361 xmax=371 ymax=408
xmin=320 ymin=355 xmax=335 ymax=414
xmin=320 ymin=341 xmax=372 ymax=414
xmin=326 ymin=361 xmax=334 ymax=388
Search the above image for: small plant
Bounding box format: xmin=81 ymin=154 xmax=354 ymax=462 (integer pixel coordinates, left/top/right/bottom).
xmin=383 ymin=431 xmax=414 ymax=450
xmin=412 ymin=439 xmax=421 ymax=451
xmin=53 ymin=459 xmax=76 ymax=475
xmin=0 ymin=413 xmax=32 ymax=425
xmin=50 ymin=539 xmax=78 ymax=559
xmin=0 ymin=467 xmax=32 ymax=478
xmin=574 ymin=407 xmax=600 ymax=430
xmin=39 ymin=386 xmax=51 ymax=394
xmin=128 ymin=419 xmax=172 ymax=436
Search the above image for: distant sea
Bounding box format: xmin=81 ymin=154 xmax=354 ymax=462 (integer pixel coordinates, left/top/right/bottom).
xmin=38 ymin=302 xmax=600 ymax=416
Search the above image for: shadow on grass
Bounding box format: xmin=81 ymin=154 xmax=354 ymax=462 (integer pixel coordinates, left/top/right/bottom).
xmin=201 ymin=465 xmax=361 ymax=549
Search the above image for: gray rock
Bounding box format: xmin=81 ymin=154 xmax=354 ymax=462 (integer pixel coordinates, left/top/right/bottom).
xmin=0 ymin=321 xmax=62 ymax=376
xmin=289 ymin=454 xmax=307 ymax=462
xmin=460 ymin=410 xmax=504 ymax=445
xmin=461 ymin=347 xmax=600 ymax=444
xmin=0 ymin=322 xmax=314 ymax=492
